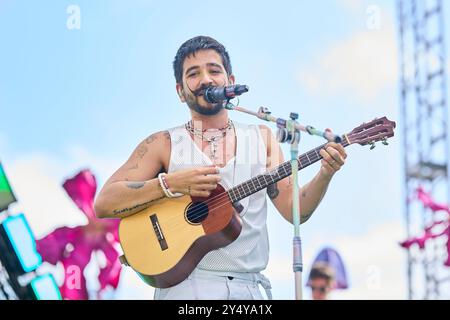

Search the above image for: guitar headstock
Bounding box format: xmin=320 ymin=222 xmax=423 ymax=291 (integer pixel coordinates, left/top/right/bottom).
xmin=346 ymin=117 xmax=396 ymax=149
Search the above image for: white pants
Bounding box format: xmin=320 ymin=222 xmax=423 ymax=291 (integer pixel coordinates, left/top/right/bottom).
xmin=154 ymin=269 xmax=272 ymax=300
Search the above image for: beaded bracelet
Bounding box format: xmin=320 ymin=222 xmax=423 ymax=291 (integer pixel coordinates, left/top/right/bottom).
xmin=158 ymin=173 xmax=171 ymax=198
xmin=158 ymin=172 xmax=181 ymax=198
xmin=160 ymin=173 xmax=177 ymax=197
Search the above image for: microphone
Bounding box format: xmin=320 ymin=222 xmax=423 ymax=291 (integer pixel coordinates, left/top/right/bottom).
xmin=203 ymin=84 xmax=249 ymax=103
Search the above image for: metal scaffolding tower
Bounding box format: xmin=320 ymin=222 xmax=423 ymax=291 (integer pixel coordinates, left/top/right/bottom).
xmin=398 ymin=0 xmax=450 ymax=299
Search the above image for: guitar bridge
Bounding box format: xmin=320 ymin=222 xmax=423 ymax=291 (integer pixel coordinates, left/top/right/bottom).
xmin=150 ymin=214 xmax=168 ymax=251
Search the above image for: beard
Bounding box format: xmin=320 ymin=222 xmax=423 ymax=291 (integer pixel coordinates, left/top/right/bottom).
xmin=187 ymin=100 xmax=224 ymax=116
xmin=185 ymin=91 xmax=225 ymax=116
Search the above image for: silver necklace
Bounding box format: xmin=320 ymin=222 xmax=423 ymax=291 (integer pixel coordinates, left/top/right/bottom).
xmin=185 ymin=119 xmax=234 ymax=160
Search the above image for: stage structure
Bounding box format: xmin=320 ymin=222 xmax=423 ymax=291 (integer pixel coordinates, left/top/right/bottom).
xmin=398 ymin=0 xmax=450 ymax=299
xmin=0 ymin=161 xmax=61 ymax=300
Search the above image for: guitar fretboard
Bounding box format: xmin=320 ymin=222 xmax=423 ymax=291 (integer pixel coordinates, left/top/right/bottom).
xmin=227 ymin=139 xmax=349 ymax=203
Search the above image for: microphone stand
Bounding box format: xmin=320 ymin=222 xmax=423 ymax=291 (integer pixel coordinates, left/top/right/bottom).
xmin=286 ymin=112 xmax=303 ymax=300
xmin=225 ymin=102 xmax=338 ymax=300
xmin=225 ymin=104 xmax=341 ymax=143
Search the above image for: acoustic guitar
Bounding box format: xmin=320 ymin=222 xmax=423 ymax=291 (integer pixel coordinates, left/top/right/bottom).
xmin=118 ymin=117 xmax=396 ymax=288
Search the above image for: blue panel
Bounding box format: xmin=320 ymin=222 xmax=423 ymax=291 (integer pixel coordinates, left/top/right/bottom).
xmin=30 ymin=274 xmax=62 ymax=300
xmin=2 ymin=213 xmax=42 ymax=272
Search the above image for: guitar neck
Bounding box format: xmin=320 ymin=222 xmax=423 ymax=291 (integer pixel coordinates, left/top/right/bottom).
xmin=227 ymin=138 xmax=350 ymax=203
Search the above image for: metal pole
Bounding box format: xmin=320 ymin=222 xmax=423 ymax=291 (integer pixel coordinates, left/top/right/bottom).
xmin=287 ymin=117 xmax=303 ymax=300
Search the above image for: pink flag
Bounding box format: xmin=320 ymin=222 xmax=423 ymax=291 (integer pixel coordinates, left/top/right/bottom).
xmin=36 ymin=169 xmax=122 ymax=300
xmin=400 ymin=187 xmax=450 ymax=269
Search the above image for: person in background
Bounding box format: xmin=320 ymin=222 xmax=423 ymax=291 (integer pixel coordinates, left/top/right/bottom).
xmin=308 ymin=262 xmax=336 ymax=300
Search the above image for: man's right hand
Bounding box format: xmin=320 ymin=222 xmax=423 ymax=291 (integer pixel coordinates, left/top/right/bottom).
xmin=165 ymin=166 xmax=222 ymax=197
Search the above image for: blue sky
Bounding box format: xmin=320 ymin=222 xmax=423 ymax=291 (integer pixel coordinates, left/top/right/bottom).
xmin=1 ymin=1 xmax=450 ymax=299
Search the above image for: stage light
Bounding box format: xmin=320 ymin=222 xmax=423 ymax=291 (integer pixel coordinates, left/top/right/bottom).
xmin=0 ymin=213 xmax=42 ymax=273
xmin=29 ymin=274 xmax=62 ymax=300
xmin=0 ymin=162 xmax=17 ymax=212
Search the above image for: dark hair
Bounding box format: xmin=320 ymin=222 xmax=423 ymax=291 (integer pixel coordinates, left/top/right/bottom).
xmin=309 ymin=263 xmax=335 ymax=282
xmin=173 ymin=36 xmax=232 ymax=84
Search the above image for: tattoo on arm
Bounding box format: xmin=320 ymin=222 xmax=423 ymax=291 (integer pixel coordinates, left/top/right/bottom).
xmin=137 ymin=144 xmax=148 ymax=159
xmin=300 ymin=187 xmax=311 ymax=222
xmin=163 ymin=131 xmax=170 ymax=141
xmin=145 ymin=132 xmax=159 ymax=144
xmin=145 ymin=131 xmax=170 ymax=144
xmin=138 ymin=131 xmax=170 ymax=160
xmin=267 ymin=183 xmax=280 ymax=199
xmin=128 ymin=163 xmax=138 ymax=170
xmin=113 ymin=196 xmax=164 ymax=215
xmin=300 ymin=211 xmax=313 ymax=224
xmin=126 ymin=181 xmax=146 ymax=189
xmin=138 ymin=132 xmax=160 ymax=159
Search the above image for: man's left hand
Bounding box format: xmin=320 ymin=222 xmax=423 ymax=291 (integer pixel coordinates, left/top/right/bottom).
xmin=319 ymin=137 xmax=347 ymax=179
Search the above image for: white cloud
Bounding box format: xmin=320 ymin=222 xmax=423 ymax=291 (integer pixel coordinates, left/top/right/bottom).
xmin=325 ymin=222 xmax=407 ymax=300
xmin=5 ymin=144 xmax=124 ymax=237
xmin=64 ymin=145 xmax=123 ymax=184
xmin=266 ymin=220 xmax=408 ymax=299
xmin=7 ymin=153 xmax=87 ymax=237
xmin=298 ymin=16 xmax=398 ymax=101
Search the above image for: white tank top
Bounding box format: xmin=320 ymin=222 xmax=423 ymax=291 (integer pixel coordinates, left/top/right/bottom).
xmin=167 ymin=120 xmax=269 ymax=273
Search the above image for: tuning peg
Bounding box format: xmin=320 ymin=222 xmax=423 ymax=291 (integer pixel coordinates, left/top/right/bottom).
xmin=382 ymin=138 xmax=389 ymax=145
xmin=370 ymin=142 xmax=376 ymax=150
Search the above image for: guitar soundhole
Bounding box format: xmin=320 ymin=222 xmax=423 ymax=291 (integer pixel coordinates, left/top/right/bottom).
xmin=185 ymin=202 xmax=209 ymax=224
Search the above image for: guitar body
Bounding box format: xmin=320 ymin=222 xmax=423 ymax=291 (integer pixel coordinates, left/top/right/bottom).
xmin=118 ymin=184 xmax=242 ymax=288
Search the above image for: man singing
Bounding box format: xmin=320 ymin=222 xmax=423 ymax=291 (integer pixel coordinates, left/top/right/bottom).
xmin=94 ymin=36 xmax=347 ymax=300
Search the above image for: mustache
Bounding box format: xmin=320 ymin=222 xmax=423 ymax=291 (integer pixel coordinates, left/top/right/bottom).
xmin=193 ymin=85 xmax=213 ymax=97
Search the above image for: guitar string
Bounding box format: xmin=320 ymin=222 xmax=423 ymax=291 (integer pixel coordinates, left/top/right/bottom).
xmin=158 ymin=135 xmax=352 ymax=232
xmin=150 ymin=124 xmax=392 ymax=231
xmin=160 ymin=150 xmax=328 ymax=234
xmin=165 ymin=123 xmax=350 ymax=228
xmin=160 ymin=137 xmax=352 ymax=233
xmin=160 ymin=139 xmax=350 ymax=233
